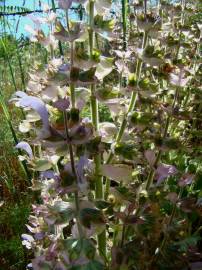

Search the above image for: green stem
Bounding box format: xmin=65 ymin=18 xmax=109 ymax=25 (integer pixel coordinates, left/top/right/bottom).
xmin=105 ymin=31 xmax=148 ymax=199
xmin=88 ymin=0 xmax=106 ymax=257
xmin=154 ymin=188 xmax=183 ymax=262
xmin=145 ymin=87 xmax=179 ymax=190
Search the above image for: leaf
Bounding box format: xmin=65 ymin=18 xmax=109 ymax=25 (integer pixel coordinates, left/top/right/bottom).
xmin=141 ymin=56 xmax=164 ymax=67
xmin=174 ymin=235 xmax=201 ymax=252
xmin=104 ymin=98 xmax=127 ymax=115
xmin=94 ymin=0 xmax=112 ymax=14
xmin=84 ymin=0 xmax=112 ymax=16
xmin=83 ymin=260 xmax=104 ymax=270
xmin=81 ymin=239 xmax=96 ymax=259
xmin=99 ymin=122 xmax=117 ymax=143
xmin=34 ymin=159 xmax=52 ymax=171
xmin=79 ymin=67 xmax=96 ymax=82
xmin=79 ymin=208 xmax=106 ymax=228
xmin=41 ymin=85 xmax=59 ymax=102
xmin=114 ymin=143 xmax=137 ymax=160
xmin=101 ymin=164 xmax=133 ymax=183
xmin=19 ymin=120 xmax=31 ymax=133
xmin=54 ymin=21 xmax=85 ymax=42
xmin=95 ymin=200 xmax=111 ymax=209
xmin=51 ymin=201 xmax=73 ymax=212
xmin=94 ymin=15 xmax=115 ymax=31
xmin=16 ymin=141 xmax=33 ymax=159
xmin=95 ymin=57 xmax=113 ymax=80
xmin=49 ymin=201 xmax=75 ymax=224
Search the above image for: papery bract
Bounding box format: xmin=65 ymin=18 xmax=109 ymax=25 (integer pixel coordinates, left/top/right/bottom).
xmin=101 ymin=164 xmax=133 ymax=183
xmin=156 ymin=163 xmax=178 ymax=184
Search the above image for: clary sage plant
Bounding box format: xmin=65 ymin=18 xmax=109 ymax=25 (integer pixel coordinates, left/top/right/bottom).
xmin=11 ymin=0 xmax=202 ymax=269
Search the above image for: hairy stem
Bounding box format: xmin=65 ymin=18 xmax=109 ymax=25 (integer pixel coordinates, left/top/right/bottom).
xmin=105 ymin=31 xmax=148 ymax=198
xmin=154 ymin=188 xmax=183 ymax=263
xmin=145 ymin=87 xmax=180 ymax=190
xmin=63 ymin=111 xmax=83 ymax=239
xmin=70 ymin=42 xmax=76 ymax=108
xmin=88 ymin=0 xmax=106 ymax=257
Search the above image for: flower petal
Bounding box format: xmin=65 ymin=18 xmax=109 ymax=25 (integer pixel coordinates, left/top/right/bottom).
xmin=16 ymin=141 xmax=33 ymax=159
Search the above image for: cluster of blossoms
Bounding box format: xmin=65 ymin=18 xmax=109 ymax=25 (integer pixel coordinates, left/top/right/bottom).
xmin=11 ymin=0 xmax=202 ymax=269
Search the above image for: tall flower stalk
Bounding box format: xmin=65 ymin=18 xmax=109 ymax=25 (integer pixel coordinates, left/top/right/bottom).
xmin=105 ymin=30 xmax=148 ymax=198
xmin=9 ymin=1 xmax=202 ymax=269
xmin=63 ymin=110 xmax=83 ymax=238
xmin=88 ymin=0 xmax=106 ymax=257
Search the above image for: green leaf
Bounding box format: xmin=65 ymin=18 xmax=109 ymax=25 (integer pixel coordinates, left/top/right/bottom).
xmin=82 ymin=239 xmax=96 ymax=259
xmin=114 ymin=143 xmax=137 ymax=160
xmin=79 ymin=68 xmax=96 ymax=82
xmin=48 ymin=201 xmax=75 ymax=225
xmin=34 ymin=159 xmax=52 ymax=171
xmin=95 ymin=200 xmax=111 ymax=209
